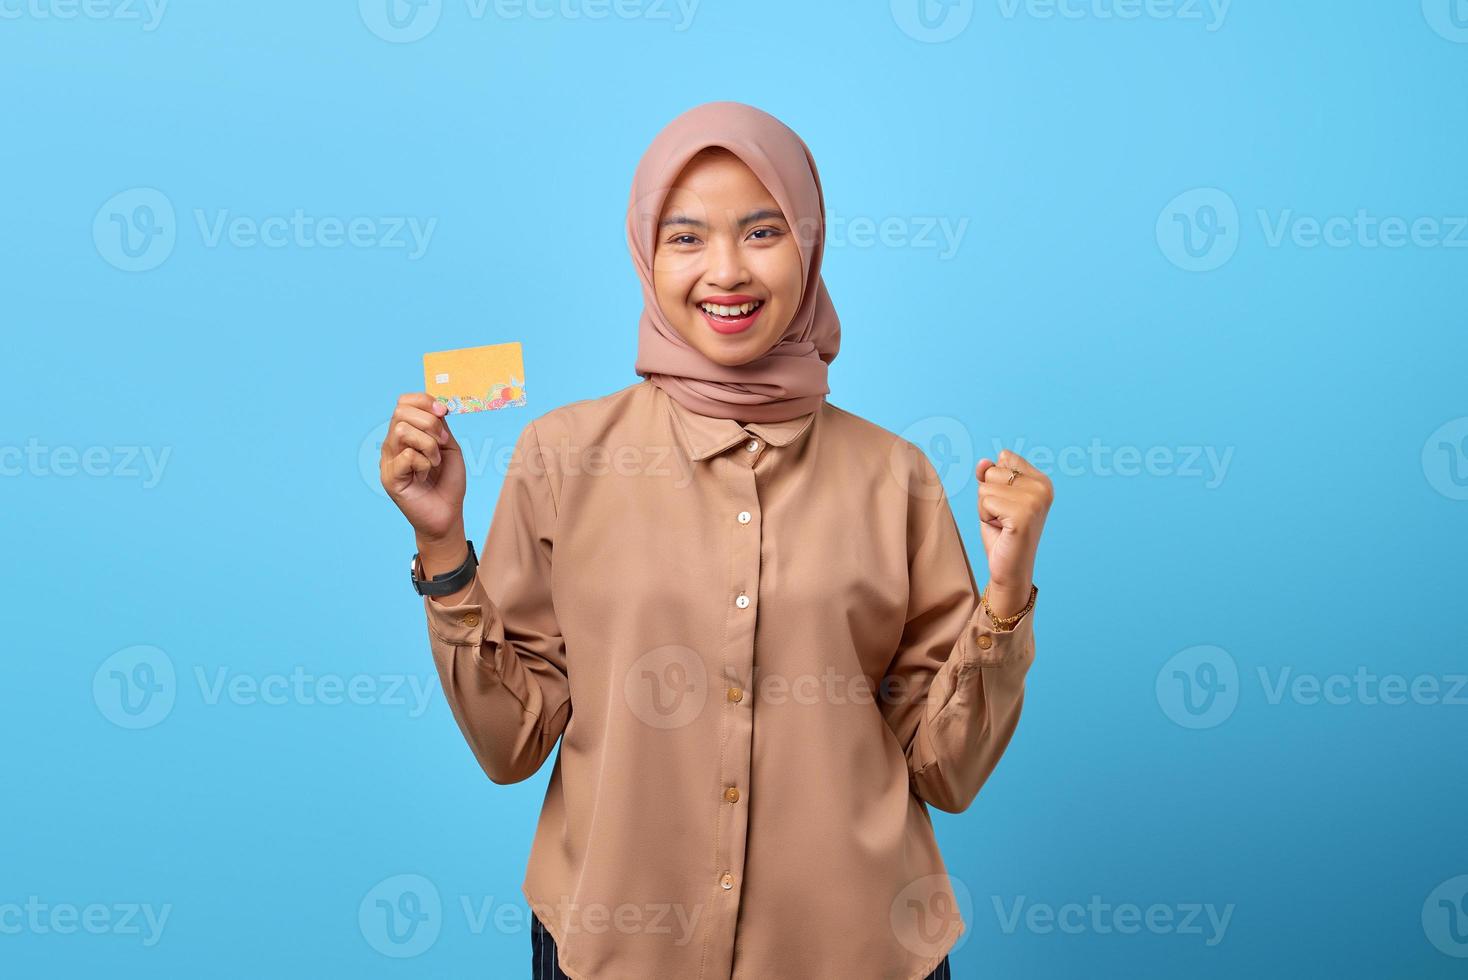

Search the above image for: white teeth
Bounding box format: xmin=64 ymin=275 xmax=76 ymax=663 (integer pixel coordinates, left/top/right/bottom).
xmin=699 ymin=301 xmax=761 ymax=317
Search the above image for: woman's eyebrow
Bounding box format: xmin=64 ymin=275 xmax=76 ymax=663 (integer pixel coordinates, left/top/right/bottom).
xmin=661 ymin=207 xmax=787 ymax=230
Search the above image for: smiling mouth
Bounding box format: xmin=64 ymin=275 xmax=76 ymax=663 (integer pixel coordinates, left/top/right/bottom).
xmin=695 ymin=299 xmax=765 ymax=335
xmin=697 ymin=299 xmax=765 ymax=321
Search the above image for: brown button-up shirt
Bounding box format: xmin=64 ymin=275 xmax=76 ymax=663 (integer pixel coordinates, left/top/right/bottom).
xmin=422 ymin=378 xmax=1036 ymax=980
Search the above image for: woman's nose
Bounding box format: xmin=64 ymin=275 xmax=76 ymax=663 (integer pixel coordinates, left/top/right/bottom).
xmin=704 ymin=235 xmax=748 ymax=287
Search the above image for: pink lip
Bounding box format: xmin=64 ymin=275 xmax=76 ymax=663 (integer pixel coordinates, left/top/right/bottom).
xmin=696 ymin=299 xmax=765 ymax=335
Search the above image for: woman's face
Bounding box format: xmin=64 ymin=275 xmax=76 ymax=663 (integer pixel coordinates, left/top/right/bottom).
xmin=652 ymin=148 xmax=804 ymax=367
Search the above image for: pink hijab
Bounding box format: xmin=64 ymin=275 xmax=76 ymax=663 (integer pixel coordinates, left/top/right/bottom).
xmin=628 ymin=101 xmax=841 ymax=423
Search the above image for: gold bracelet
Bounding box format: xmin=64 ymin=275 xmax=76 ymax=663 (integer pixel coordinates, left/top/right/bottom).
xmin=980 ymin=582 xmax=1038 ymax=632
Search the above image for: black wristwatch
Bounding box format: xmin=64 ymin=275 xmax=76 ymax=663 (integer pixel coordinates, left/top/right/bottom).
xmin=410 ymin=539 xmax=478 ymax=596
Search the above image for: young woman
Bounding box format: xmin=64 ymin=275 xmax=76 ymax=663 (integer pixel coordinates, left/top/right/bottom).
xmin=381 ymin=101 xmax=1052 ymax=980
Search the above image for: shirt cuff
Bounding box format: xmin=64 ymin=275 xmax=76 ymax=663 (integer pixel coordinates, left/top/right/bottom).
xmin=423 ymin=571 xmax=493 ymax=648
xmin=966 ymin=599 xmax=1036 ymax=669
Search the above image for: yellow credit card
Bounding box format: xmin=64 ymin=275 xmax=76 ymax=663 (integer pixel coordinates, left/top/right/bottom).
xmin=422 ymin=342 xmax=526 ymax=414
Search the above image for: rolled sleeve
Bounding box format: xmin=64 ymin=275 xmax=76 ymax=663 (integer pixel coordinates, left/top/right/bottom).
xmin=882 ymin=466 xmax=1037 ymax=814
xmin=420 ymin=420 xmax=570 ymax=786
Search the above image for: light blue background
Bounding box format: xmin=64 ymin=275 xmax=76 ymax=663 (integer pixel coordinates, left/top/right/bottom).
xmin=3 ymin=1 xmax=1466 ymax=976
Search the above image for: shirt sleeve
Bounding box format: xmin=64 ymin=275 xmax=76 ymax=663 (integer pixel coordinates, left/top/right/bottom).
xmin=421 ymin=419 xmax=570 ymax=785
xmin=880 ymin=474 xmax=1037 ymax=815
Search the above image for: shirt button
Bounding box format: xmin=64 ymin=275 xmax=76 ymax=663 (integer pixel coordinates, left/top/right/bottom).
xmin=720 ymin=872 xmax=734 ymax=889
xmin=976 ymin=632 xmax=993 ymax=650
xmin=461 ymin=612 xmax=480 ymax=628
xmin=735 ymin=592 xmax=750 ymax=609
xmin=724 ymin=786 xmax=740 ymax=803
xmin=746 ymin=439 xmax=759 ymax=453
xmin=737 ymin=510 xmax=751 ymax=524
xmin=727 ymin=686 xmax=743 ymax=703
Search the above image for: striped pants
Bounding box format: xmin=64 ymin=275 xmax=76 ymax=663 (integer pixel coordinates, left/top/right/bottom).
xmin=531 ymin=912 xmax=953 ymax=979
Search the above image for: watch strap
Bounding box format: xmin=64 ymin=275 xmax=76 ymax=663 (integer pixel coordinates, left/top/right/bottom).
xmin=411 ymin=539 xmax=478 ymax=597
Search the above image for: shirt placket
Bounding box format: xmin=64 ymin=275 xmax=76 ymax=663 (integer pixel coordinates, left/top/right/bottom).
xmin=708 ymin=429 xmax=765 ymax=979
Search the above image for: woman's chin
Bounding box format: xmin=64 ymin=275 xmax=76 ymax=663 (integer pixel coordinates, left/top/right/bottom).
xmin=698 ymin=336 xmax=778 ymax=367
xmin=670 ymin=319 xmax=784 ymax=365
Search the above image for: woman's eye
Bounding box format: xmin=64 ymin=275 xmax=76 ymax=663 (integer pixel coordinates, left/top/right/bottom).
xmin=668 ymin=234 xmax=699 ymax=246
xmin=749 ymin=227 xmax=782 ymax=241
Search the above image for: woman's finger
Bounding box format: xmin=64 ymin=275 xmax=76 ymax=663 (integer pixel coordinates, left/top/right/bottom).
xmin=383 ymin=446 xmax=432 ymax=484
xmin=391 ymin=404 xmax=451 ymax=448
xmin=390 ymin=420 xmax=442 ymax=468
xmin=978 ymin=483 xmax=1024 ymax=523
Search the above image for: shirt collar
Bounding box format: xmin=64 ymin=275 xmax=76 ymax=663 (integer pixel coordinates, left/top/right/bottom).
xmin=656 ymin=382 xmax=818 ymax=462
